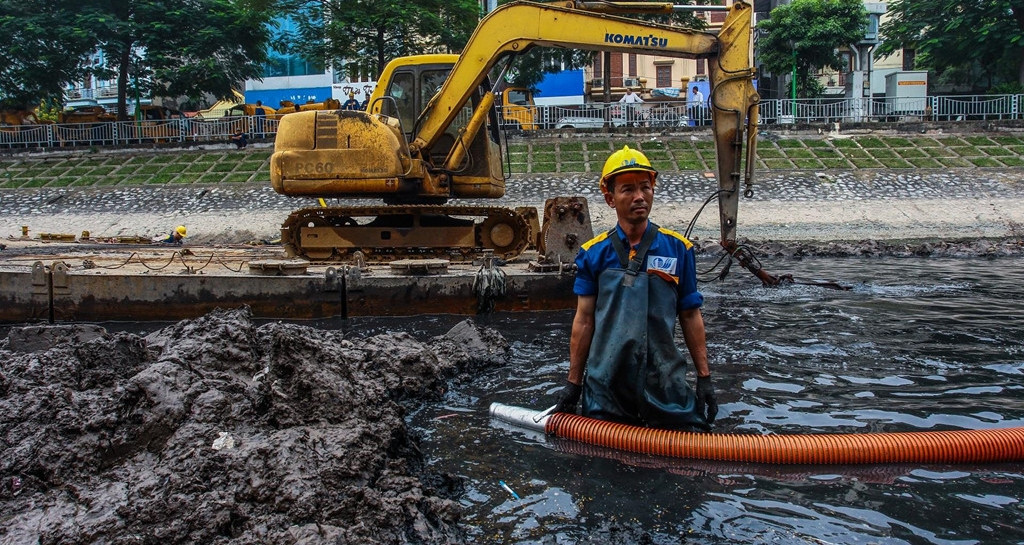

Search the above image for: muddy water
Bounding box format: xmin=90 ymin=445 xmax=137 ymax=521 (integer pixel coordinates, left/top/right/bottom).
xmin=3 ymin=255 xmax=1024 ymax=544
xmin=397 ymin=256 xmax=1024 ymax=544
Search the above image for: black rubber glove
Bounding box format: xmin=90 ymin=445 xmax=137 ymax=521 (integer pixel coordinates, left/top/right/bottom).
xmin=553 ymin=380 xmax=582 ymax=414
xmin=695 ymin=376 xmax=718 ymax=425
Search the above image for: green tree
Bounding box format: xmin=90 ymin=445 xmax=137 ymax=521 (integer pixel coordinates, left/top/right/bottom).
xmin=756 ymin=0 xmax=867 ymax=97
xmin=282 ymin=0 xmax=481 ymax=81
xmin=79 ymin=0 xmax=277 ymax=120
xmin=0 ymin=0 xmax=95 ymax=109
xmin=878 ymin=0 xmax=1024 ymax=91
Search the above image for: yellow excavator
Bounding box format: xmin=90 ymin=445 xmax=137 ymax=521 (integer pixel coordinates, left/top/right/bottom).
xmin=270 ymin=0 xmax=759 ymax=264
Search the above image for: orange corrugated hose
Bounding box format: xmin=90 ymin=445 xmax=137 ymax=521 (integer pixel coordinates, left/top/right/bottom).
xmin=546 ymin=413 xmax=1024 ymax=464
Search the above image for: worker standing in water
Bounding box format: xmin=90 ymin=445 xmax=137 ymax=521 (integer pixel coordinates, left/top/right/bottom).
xmin=155 ymin=225 xmax=187 ymax=245
xmin=551 ymin=146 xmax=718 ymax=430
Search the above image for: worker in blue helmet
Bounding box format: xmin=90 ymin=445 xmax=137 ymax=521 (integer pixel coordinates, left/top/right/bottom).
xmin=551 ymin=145 xmax=718 ymax=430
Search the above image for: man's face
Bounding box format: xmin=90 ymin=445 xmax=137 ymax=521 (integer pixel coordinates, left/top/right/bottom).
xmin=604 ymin=171 xmax=654 ymax=225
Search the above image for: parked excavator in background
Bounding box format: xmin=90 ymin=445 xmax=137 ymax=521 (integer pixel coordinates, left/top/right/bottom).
xmin=270 ymin=0 xmax=759 ymax=267
xmin=500 ymin=86 xmax=541 ymax=130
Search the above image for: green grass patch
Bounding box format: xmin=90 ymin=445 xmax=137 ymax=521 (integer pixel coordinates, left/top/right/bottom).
xmin=89 ymin=166 xmax=117 ymax=176
xmin=124 ymin=156 xmax=152 ymax=165
xmin=937 ymin=157 xmax=972 ymax=168
xmin=114 ymin=164 xmax=141 ymax=175
xmin=756 ymin=147 xmax=785 ymax=158
xmin=908 ymin=158 xmax=943 ymax=168
xmin=1009 ymin=146 xmax=1024 ymax=155
xmin=851 ymin=158 xmax=883 ymax=168
xmin=910 ymin=138 xmax=941 ymax=147
xmin=667 ymin=140 xmax=695 ymax=150
xmin=864 ymin=147 xmax=897 ymax=158
xmin=650 ymin=160 xmax=675 ymax=172
xmin=964 ymin=136 xmax=995 ymax=146
xmin=560 ymin=151 xmax=585 ymax=162
xmin=694 ymin=140 xmax=715 ymax=150
xmin=856 ymin=137 xmax=886 ymax=148
xmin=158 ymin=165 xmax=187 ymax=176
xmin=70 ymin=176 xmax=103 ymax=187
xmin=184 ymin=163 xmax=211 ymax=173
xmin=980 ymin=146 xmax=1013 ymax=156
xmin=644 ymin=150 xmax=670 ymax=160
xmin=239 ymin=160 xmax=266 ymax=172
xmin=0 ymin=179 xmax=23 ymax=188
xmin=558 ymin=142 xmax=583 ymax=151
xmin=881 ymin=137 xmax=913 ymax=147
xmin=776 ymin=139 xmax=804 ymax=148
xmin=783 ymin=148 xmax=815 ymax=159
xmin=47 ymin=177 xmax=77 ymax=187
xmin=991 ymin=136 xmax=1024 ymax=145
xmin=19 ymin=167 xmax=49 ymax=178
xmin=136 ymin=164 xmax=164 ymax=174
xmin=998 ymin=156 xmax=1024 ymax=167
xmin=878 ymin=158 xmax=913 ymax=168
xmin=532 ymin=143 xmax=556 ymax=153
xmin=640 ymin=141 xmax=666 ymax=150
xmin=792 ymin=158 xmax=823 ymax=169
xmin=558 ymin=162 xmax=585 ymax=173
xmin=148 ymin=154 xmax=177 ymax=164
xmin=65 ymin=166 xmax=94 ymax=176
xmin=820 ymin=158 xmax=850 ymax=169
xmin=531 ymin=162 xmax=557 ymax=173
xmin=169 ymin=173 xmax=202 ymax=184
xmin=950 ymin=146 xmax=983 ymax=157
xmin=173 ymin=153 xmax=206 ymax=163
xmin=223 ymin=173 xmax=252 ymax=183
xmin=124 ymin=175 xmax=155 ymax=185
xmin=20 ymin=179 xmax=49 ymax=188
xmin=838 ymin=148 xmax=870 ymax=159
xmin=673 ymin=150 xmax=700 ymax=161
xmin=811 ymin=148 xmax=840 ymax=159
xmin=968 ymin=157 xmax=1003 ymax=167
xmin=199 ymin=173 xmax=227 ymax=184
xmin=147 ymin=173 xmax=178 ymax=184
xmin=936 ymin=137 xmax=966 ymax=146
xmin=531 ymin=152 xmax=556 ymax=163
xmin=195 ymin=153 xmax=223 ymax=163
xmin=763 ymin=158 xmax=794 ymax=169
xmin=676 ymin=159 xmax=704 ymax=170
xmin=924 ymin=147 xmax=956 ymax=157
xmin=803 ymin=139 xmax=829 ymax=148
xmin=211 ymin=162 xmax=237 ymax=172
xmin=585 ymin=141 xmax=613 ymax=152
xmin=830 ymin=138 xmax=860 ymax=148
xmin=507 ymin=144 xmax=529 ymax=154
xmin=895 ymin=148 xmax=928 ymax=158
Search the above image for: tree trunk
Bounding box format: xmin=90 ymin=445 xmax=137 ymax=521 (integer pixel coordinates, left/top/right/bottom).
xmin=117 ymin=46 xmax=131 ymax=121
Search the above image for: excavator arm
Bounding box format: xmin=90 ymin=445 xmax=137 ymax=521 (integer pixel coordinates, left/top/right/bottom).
xmin=411 ymin=0 xmax=760 ymax=253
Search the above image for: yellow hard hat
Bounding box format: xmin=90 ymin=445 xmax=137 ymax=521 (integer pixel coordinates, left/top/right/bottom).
xmin=600 ymin=145 xmax=657 ymax=192
xmin=175 ymin=225 xmax=187 ymax=237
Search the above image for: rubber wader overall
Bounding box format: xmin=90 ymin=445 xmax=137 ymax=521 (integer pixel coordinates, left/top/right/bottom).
xmin=581 ymin=223 xmax=709 ymax=430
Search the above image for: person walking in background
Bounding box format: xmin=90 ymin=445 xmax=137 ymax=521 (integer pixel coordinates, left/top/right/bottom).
xmin=253 ymin=100 xmax=266 ymax=138
xmin=618 ymin=88 xmax=644 ymax=127
xmin=551 ymin=145 xmax=718 ymax=431
xmin=689 ymin=86 xmax=706 ymax=125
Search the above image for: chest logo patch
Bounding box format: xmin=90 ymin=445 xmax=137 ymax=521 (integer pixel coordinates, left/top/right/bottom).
xmin=647 ymin=255 xmax=677 ymax=275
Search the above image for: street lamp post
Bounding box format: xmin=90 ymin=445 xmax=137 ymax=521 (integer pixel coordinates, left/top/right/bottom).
xmin=790 ymin=47 xmax=797 ymax=119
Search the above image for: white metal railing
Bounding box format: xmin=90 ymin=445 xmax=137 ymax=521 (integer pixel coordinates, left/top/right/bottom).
xmin=1 ymin=94 xmax=1021 ymax=148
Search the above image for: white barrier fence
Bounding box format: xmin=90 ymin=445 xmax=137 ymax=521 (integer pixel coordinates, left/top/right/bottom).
xmin=2 ymin=93 xmax=1021 ymax=148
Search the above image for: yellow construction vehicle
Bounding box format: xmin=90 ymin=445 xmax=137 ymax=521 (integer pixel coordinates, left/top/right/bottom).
xmin=270 ymin=0 xmax=759 ymax=263
xmin=501 ymin=87 xmax=541 ymax=130
xmin=278 ymin=99 xmax=342 ymax=116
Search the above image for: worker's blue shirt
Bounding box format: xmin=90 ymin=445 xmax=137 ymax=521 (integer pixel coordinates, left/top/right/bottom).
xmin=574 ymin=222 xmax=703 ymax=311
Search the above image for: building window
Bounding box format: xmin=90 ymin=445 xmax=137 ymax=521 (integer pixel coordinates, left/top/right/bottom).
xmin=656 ymin=65 xmax=672 ymax=88
xmin=628 ymin=54 xmax=637 ymax=77
xmin=263 ymin=18 xmax=323 ymax=77
xmin=696 ymin=59 xmax=706 ymax=76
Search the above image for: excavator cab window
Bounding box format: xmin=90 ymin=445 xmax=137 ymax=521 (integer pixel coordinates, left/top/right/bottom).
xmin=384 ymin=72 xmax=416 ymax=133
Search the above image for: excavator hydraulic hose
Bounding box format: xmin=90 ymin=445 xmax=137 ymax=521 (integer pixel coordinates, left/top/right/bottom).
xmin=489 ymin=403 xmax=1024 ymax=464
